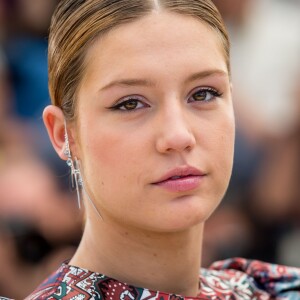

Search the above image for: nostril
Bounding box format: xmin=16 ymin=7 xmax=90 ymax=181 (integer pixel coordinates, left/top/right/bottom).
xmin=185 ymin=144 xmax=193 ymax=151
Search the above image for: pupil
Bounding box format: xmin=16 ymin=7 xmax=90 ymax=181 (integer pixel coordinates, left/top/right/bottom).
xmin=194 ymin=91 xmax=206 ymax=101
xmin=125 ymin=100 xmax=137 ymax=110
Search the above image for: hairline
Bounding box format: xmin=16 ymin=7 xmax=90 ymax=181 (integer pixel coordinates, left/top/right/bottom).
xmin=49 ymin=1 xmax=230 ymax=122
xmin=72 ymin=11 xmax=230 ymax=121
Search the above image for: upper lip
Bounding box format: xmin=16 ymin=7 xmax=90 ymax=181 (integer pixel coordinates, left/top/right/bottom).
xmin=152 ymin=166 xmax=206 ymax=184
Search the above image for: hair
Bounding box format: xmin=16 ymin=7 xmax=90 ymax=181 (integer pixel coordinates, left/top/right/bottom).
xmin=48 ymin=0 xmax=230 ymax=121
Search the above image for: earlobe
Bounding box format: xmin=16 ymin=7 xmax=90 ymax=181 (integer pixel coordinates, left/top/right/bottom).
xmin=43 ymin=105 xmax=69 ymax=160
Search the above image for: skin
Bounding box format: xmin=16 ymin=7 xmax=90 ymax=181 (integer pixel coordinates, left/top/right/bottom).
xmin=44 ymin=11 xmax=235 ymax=297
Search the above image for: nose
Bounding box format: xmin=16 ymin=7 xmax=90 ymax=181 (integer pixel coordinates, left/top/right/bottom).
xmin=155 ymin=107 xmax=196 ymax=154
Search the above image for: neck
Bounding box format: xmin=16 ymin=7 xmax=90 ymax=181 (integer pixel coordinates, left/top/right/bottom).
xmin=70 ymin=217 xmax=204 ymax=297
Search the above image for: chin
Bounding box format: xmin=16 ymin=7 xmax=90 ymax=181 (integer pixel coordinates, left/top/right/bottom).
xmin=156 ymin=196 xmax=219 ymax=233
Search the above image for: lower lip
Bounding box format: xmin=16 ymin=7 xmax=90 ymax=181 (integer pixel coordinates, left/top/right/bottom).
xmin=153 ymin=176 xmax=204 ymax=192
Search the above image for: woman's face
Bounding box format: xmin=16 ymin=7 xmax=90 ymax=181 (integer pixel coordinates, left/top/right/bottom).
xmin=75 ymin=12 xmax=235 ymax=232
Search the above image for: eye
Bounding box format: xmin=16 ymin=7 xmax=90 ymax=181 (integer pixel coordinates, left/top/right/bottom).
xmin=188 ymin=87 xmax=222 ymax=103
xmin=108 ymin=96 xmax=149 ymax=111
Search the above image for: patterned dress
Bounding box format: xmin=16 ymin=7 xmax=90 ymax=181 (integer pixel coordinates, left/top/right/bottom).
xmin=19 ymin=258 xmax=300 ymax=299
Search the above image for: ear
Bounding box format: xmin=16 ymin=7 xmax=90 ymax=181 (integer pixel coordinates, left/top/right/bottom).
xmin=43 ymin=105 xmax=75 ymax=161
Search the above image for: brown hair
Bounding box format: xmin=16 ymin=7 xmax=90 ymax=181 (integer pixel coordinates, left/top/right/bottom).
xmin=48 ymin=0 xmax=230 ymax=121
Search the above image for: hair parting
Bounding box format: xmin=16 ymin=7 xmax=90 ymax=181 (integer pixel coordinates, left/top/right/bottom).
xmin=152 ymin=0 xmax=161 ymax=11
xmin=48 ymin=0 xmax=230 ymax=121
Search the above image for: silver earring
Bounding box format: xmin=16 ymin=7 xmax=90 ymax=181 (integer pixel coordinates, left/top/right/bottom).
xmin=63 ymin=122 xmax=103 ymax=220
xmin=73 ymin=157 xmax=103 ymax=220
xmin=64 ymin=123 xmax=82 ymax=209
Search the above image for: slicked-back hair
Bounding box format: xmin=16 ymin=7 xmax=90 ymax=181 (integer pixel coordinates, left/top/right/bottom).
xmin=48 ymin=0 xmax=230 ymax=121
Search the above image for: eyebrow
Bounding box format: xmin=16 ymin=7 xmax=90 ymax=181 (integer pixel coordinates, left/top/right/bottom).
xmin=184 ymin=69 xmax=228 ymax=84
xmin=99 ymin=69 xmax=227 ymax=92
xmin=99 ymin=78 xmax=155 ymax=92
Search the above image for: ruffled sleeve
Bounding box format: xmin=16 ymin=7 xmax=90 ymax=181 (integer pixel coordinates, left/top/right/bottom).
xmin=210 ymin=257 xmax=300 ymax=299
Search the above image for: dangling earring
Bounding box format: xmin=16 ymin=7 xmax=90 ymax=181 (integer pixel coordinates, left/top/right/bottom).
xmin=63 ymin=122 xmax=103 ymax=219
xmin=63 ymin=122 xmax=82 ymax=209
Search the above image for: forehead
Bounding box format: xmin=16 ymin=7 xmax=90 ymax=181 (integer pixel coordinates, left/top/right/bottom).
xmin=82 ymin=11 xmax=227 ymax=84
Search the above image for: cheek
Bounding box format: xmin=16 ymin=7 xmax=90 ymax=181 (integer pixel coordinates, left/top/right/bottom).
xmin=81 ymin=127 xmax=147 ymax=189
xmin=84 ymin=132 xmax=125 ymax=178
xmin=212 ymin=111 xmax=235 ymax=180
xmin=199 ymin=108 xmax=235 ymax=184
xmin=80 ymin=126 xmax=151 ymax=221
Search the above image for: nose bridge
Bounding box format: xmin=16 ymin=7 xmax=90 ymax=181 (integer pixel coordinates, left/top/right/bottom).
xmin=156 ymin=99 xmax=196 ymax=153
xmin=164 ymin=102 xmax=187 ymax=131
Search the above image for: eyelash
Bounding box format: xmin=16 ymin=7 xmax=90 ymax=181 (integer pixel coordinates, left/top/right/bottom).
xmin=108 ymin=95 xmax=149 ymax=112
xmin=108 ymin=87 xmax=222 ymax=112
xmin=188 ymin=87 xmax=222 ymax=103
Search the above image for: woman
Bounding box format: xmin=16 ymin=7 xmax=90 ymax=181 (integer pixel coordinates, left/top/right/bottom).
xmin=23 ymin=0 xmax=300 ymax=299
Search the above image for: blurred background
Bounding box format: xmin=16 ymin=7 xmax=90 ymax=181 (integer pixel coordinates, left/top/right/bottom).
xmin=0 ymin=0 xmax=299 ymax=298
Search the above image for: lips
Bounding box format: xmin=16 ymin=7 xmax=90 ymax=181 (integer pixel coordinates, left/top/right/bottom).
xmin=153 ymin=166 xmax=205 ymax=183
xmin=152 ymin=166 xmax=206 ymax=192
